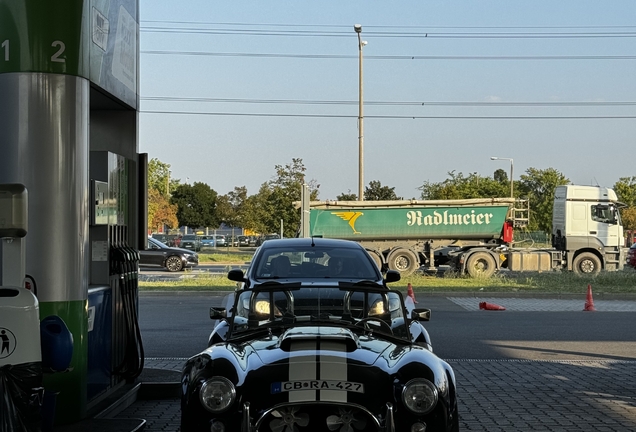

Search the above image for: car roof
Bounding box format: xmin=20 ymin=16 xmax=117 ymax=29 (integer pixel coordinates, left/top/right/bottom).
xmin=258 ymin=237 xmax=363 ymax=249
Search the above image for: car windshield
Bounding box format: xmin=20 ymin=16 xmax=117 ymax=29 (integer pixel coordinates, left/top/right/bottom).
xmin=148 ymin=238 xmax=168 ymax=248
xmin=253 ymin=246 xmax=379 ymax=280
xmin=230 ymin=285 xmax=411 ymax=341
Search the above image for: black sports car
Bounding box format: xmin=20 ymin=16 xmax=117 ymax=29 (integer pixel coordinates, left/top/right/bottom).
xmin=181 ymin=282 xmax=459 ymax=432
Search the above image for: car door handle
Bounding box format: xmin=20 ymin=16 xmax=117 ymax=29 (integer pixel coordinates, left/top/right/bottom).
xmin=589 ymin=231 xmax=597 ymax=235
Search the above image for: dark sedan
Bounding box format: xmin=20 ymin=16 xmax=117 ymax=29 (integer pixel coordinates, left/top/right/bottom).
xmin=140 ymin=237 xmax=199 ymax=272
xmin=228 ymin=237 xmax=399 ymax=288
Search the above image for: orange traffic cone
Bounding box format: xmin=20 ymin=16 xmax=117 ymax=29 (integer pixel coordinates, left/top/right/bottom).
xmin=407 ymin=283 xmax=418 ymax=303
xmin=479 ymin=301 xmax=506 ymax=311
xmin=584 ymin=284 xmax=596 ymax=311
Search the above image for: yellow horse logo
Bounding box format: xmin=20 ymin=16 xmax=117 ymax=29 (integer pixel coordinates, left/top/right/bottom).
xmin=332 ymin=212 xmax=364 ymax=234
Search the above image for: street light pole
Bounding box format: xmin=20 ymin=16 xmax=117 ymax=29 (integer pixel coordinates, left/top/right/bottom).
xmin=490 ymin=157 xmax=514 ymax=198
xmin=354 ymin=24 xmax=365 ymax=201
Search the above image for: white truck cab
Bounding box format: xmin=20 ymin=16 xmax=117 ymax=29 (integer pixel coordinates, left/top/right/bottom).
xmin=552 ymin=185 xmax=624 ymax=273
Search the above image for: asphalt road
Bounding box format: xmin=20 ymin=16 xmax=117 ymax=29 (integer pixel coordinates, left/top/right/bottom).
xmin=138 ymin=293 xmax=636 ymax=361
xmin=124 ymin=293 xmax=636 ymax=431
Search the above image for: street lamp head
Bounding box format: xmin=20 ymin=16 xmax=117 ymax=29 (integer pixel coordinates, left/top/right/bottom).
xmin=354 ymin=24 xmax=362 ymax=33
xmin=490 ymin=156 xmax=498 ymax=160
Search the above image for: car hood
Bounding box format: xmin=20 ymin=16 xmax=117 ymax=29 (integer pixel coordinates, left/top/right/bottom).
xmin=219 ymin=325 xmax=440 ymax=372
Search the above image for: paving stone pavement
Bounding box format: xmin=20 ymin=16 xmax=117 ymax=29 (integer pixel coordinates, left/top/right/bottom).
xmin=115 ymin=357 xmax=636 ymax=431
xmin=449 ymin=297 xmax=636 ymax=312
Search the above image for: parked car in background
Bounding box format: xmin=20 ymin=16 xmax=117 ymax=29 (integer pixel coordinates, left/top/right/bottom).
xmin=628 ymin=243 xmax=636 ymax=268
xmin=140 ymin=237 xmax=199 ymax=272
xmin=215 ymin=235 xmax=227 ymax=247
xmin=200 ymin=235 xmax=215 ymax=249
xmin=151 ymin=233 xmax=180 ymax=247
xmin=248 ymin=236 xmax=257 ymax=246
xmin=180 ymin=234 xmax=202 ymax=252
xmin=237 ymin=235 xmax=249 ymax=247
xmin=255 ymin=233 xmax=281 ymax=246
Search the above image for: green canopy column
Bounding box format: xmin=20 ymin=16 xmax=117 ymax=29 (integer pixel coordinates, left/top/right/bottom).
xmin=0 ymin=0 xmax=91 ymax=424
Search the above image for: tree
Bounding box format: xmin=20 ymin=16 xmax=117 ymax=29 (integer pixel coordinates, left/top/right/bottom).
xmin=148 ymin=188 xmax=179 ymax=233
xmin=419 ymin=171 xmax=509 ymax=200
xmin=364 ymin=180 xmax=401 ymax=201
xmin=148 ymin=158 xmax=179 ymax=196
xmin=336 ymin=190 xmax=357 ymax=201
xmin=613 ymin=176 xmax=636 ymax=207
xmin=611 ymin=177 xmax=636 ymax=232
xmin=493 ymin=169 xmax=509 ymax=184
xmin=242 ymin=183 xmax=273 ymax=234
xmin=217 ymin=186 xmax=249 ymax=228
xmin=254 ymin=158 xmax=320 ymax=237
xmin=517 ymin=168 xmax=570 ymax=232
xmin=147 ymin=158 xmax=178 ymax=233
xmin=621 ymin=207 xmax=636 ymax=232
xmin=170 ymin=182 xmax=219 ymax=230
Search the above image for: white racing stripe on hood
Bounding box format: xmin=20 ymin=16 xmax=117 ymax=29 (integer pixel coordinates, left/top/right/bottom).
xmin=319 ymin=340 xmax=348 ymax=403
xmin=289 ymin=340 xmax=318 ymax=402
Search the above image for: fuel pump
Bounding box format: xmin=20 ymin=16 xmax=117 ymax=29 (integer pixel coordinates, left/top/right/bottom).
xmin=0 ymin=184 xmax=43 ymax=432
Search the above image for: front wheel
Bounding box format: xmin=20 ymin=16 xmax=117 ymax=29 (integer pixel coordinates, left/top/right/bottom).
xmin=366 ymin=249 xmax=384 ymax=272
xmin=465 ymin=251 xmax=496 ymax=278
xmin=573 ymin=252 xmax=601 ymax=276
xmin=386 ymin=248 xmax=419 ymax=276
xmin=165 ymin=255 xmax=184 ymax=272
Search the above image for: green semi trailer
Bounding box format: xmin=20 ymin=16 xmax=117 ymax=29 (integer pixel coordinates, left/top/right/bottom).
xmin=299 ymin=185 xmax=624 ymax=277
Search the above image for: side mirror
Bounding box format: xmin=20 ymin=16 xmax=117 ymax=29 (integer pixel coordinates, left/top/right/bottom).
xmin=227 ymin=269 xmax=246 ymax=282
xmin=411 ymin=308 xmax=431 ymax=322
xmin=210 ymin=307 xmax=227 ymax=319
xmin=384 ymin=270 xmax=401 ymax=283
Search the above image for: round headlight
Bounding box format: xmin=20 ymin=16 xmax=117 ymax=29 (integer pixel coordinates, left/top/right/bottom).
xmin=199 ymin=377 xmax=236 ymax=413
xmin=402 ymin=379 xmax=438 ymax=414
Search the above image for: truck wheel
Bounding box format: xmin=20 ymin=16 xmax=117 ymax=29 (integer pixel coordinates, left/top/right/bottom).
xmin=387 ymin=249 xmax=419 ymax=276
xmin=366 ymin=249 xmax=383 ymax=271
xmin=573 ymin=252 xmax=602 ymax=276
xmin=466 ymin=252 xmax=496 ymax=278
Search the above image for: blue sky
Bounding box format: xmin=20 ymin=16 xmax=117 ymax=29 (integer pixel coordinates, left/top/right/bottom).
xmin=139 ymin=1 xmax=636 ymax=200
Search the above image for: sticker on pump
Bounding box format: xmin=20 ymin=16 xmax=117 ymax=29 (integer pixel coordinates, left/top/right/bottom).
xmin=0 ymin=328 xmax=17 ymax=359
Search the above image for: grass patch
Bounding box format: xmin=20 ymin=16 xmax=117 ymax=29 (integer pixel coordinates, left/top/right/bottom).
xmin=139 ymin=269 xmax=636 ymax=294
xmin=394 ymin=269 xmax=636 ymax=294
xmin=198 ymin=252 xmax=253 ymax=264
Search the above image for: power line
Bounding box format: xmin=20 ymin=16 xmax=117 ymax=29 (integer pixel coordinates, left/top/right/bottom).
xmin=141 ymin=50 xmax=636 ymax=61
xmin=141 ymin=96 xmax=636 ymax=107
xmin=140 ymin=21 xmax=636 ymax=38
xmin=140 ymin=110 xmax=636 ymax=119
xmin=141 ymin=20 xmax=636 ymax=30
xmin=140 ymin=26 xmax=636 ymax=39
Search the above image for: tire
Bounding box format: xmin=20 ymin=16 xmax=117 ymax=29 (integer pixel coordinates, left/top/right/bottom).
xmin=366 ymin=249 xmax=384 ymax=271
xmin=165 ymin=255 xmax=184 ymax=272
xmin=573 ymin=252 xmax=602 ymax=276
xmin=465 ymin=251 xmax=496 ymax=278
xmin=386 ymin=248 xmax=419 ymax=276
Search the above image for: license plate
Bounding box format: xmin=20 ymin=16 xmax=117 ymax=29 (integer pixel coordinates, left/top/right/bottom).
xmin=271 ymin=380 xmax=364 ymax=394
